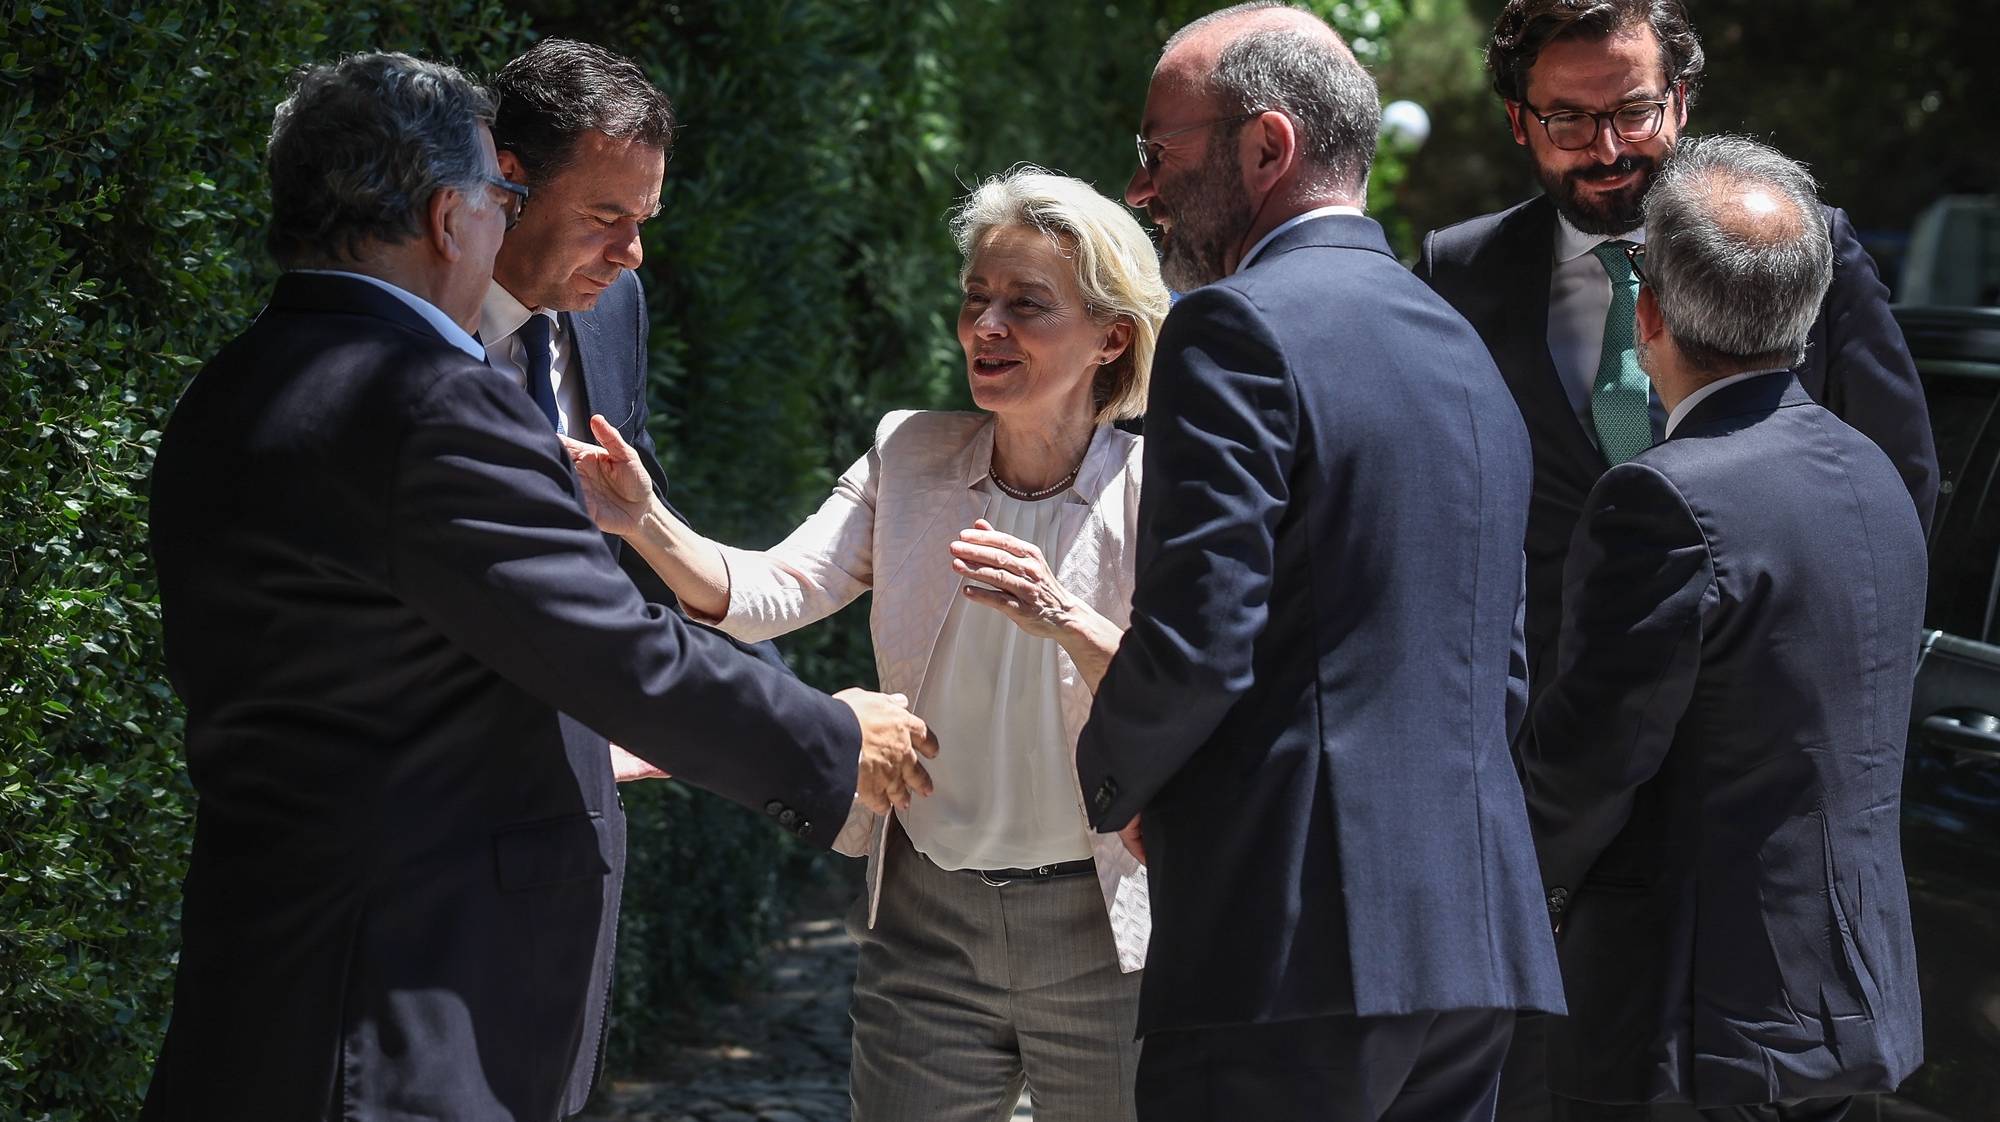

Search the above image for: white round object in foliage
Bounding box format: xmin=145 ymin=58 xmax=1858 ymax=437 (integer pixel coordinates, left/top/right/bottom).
xmin=1380 ymin=99 xmax=1431 ymax=151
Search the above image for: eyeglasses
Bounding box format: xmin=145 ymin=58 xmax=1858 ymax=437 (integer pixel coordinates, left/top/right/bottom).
xmin=1134 ymin=111 xmax=1264 ymax=174
xmin=1517 ymin=87 xmax=1678 ymax=151
xmin=1624 ymin=241 xmax=1647 ymax=283
xmin=483 ymin=174 xmax=531 ymax=230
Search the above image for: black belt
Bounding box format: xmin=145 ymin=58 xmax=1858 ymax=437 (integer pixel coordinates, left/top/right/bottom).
xmin=967 ymin=858 xmax=1096 ymax=887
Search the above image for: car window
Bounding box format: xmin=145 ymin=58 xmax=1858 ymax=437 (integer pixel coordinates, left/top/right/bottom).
xmin=1921 ymin=369 xmax=2000 ymax=640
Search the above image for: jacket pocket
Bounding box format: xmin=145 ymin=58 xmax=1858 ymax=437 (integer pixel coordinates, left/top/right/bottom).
xmin=493 ymin=812 xmax=611 ymax=892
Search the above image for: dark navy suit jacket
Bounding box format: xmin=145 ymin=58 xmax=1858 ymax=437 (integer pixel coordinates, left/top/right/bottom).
xmin=143 ymin=273 xmax=858 ymax=1121
xmin=1075 ymin=215 xmax=1566 ymax=1035
xmin=1416 ymin=195 xmax=1937 ymax=710
xmin=556 ymin=270 xmax=798 ymax=1110
xmin=1525 ymin=372 xmax=1925 ymax=1106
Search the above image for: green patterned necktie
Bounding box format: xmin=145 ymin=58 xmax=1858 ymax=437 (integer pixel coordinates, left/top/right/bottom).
xmin=1589 ymin=240 xmax=1651 ymax=465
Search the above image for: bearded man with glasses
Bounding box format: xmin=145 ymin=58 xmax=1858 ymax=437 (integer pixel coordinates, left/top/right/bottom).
xmin=1414 ymin=2 xmax=1938 ymax=1120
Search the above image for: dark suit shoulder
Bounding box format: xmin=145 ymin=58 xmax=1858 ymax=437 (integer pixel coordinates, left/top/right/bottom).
xmin=1421 ymin=195 xmax=1549 ymax=272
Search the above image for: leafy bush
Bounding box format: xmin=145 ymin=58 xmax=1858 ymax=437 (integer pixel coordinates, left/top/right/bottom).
xmin=1 ymin=1 xmax=1405 ymax=1115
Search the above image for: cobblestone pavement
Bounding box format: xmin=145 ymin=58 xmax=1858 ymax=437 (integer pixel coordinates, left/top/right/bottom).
xmin=581 ymin=896 xmax=1032 ymax=1122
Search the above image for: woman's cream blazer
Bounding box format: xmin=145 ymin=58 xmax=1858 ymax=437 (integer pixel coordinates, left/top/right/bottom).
xmin=707 ymin=408 xmax=1149 ymax=972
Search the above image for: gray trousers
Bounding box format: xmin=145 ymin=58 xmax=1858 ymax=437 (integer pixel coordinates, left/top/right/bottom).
xmin=847 ymin=822 xmax=1142 ymax=1122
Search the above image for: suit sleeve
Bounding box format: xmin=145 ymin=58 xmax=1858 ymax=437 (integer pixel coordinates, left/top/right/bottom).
xmin=1524 ymin=461 xmax=1713 ymax=904
xmin=388 ymin=363 xmax=859 ymax=847
xmin=1817 ymin=207 xmax=1939 ymax=533
xmin=1075 ymin=285 xmax=1296 ymax=830
xmin=1412 ymin=227 xmax=1440 ymax=285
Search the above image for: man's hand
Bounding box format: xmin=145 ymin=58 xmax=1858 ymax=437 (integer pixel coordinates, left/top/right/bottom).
xmin=835 ymin=688 xmax=939 ymax=814
xmin=1118 ymin=813 xmax=1146 ymax=865
xmin=558 ymin=415 xmax=655 ymax=538
xmin=609 ymin=742 xmax=668 ymax=783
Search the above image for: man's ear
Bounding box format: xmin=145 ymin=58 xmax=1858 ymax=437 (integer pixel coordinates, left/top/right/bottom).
xmin=428 ymin=188 xmax=466 ymax=264
xmin=1673 ymin=82 xmax=1689 ymax=129
xmin=496 ymin=149 xmax=527 ymax=184
xmin=1636 ymin=283 xmax=1667 ymax=345
xmin=1504 ymin=100 xmax=1529 ymax=146
xmin=1246 ymin=109 xmax=1299 ymax=194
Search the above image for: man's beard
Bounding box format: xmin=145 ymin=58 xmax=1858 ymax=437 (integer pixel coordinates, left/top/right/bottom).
xmin=1539 ymin=148 xmax=1667 ymax=236
xmin=1155 ymin=134 xmax=1255 ymax=291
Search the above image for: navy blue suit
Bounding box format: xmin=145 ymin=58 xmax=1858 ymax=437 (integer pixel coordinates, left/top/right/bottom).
xmin=144 ymin=273 xmax=859 ymax=1121
xmin=1416 ymin=196 xmax=1936 ymax=714
xmin=1525 ymin=373 xmax=1925 ymax=1111
xmin=1417 ymin=193 xmax=1937 ymax=1122
xmin=521 ymin=269 xmax=796 ymax=1112
xmin=1076 ymin=215 xmax=1565 ymax=1120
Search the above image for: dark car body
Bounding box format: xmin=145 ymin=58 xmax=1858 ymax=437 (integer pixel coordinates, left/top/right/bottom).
xmin=1890 ymin=305 xmax=2000 ymax=1122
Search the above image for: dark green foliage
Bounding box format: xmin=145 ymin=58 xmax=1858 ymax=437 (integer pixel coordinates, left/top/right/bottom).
xmin=2 ymin=1 xmax=1404 ymax=1115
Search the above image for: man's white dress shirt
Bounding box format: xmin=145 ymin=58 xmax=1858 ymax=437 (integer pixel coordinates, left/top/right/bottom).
xmin=480 ymin=282 xmax=587 ymax=436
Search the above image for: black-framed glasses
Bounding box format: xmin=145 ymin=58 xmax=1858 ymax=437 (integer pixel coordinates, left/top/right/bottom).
xmin=1624 ymin=241 xmax=1647 ymax=283
xmin=1517 ymin=87 xmax=1678 ymax=151
xmin=1134 ymin=110 xmax=1264 ymax=174
xmin=483 ymin=174 xmax=531 ymax=230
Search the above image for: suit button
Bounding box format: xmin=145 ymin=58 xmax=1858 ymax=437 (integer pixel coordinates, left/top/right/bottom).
xmin=795 ymin=820 xmax=813 ymax=837
xmin=765 ymin=800 xmax=785 ymax=818
xmin=1092 ymin=778 xmax=1118 ymax=815
xmin=778 ymin=808 xmax=798 ymax=827
xmin=1547 ymin=886 xmax=1569 ymax=914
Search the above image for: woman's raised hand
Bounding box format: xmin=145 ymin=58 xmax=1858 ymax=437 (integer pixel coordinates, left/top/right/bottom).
xmin=558 ymin=414 xmax=655 ymax=538
xmin=948 ymin=519 xmax=1084 ymax=641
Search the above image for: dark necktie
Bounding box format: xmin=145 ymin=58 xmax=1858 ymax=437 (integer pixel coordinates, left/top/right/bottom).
xmin=516 ymin=313 xmax=560 ymax=431
xmin=1589 ymin=240 xmax=1650 ymax=465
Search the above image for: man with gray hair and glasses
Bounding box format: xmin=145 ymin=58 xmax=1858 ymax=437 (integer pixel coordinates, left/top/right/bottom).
xmin=1522 ymin=134 xmax=1926 ymax=1122
xmin=143 ymin=51 xmax=935 ymax=1121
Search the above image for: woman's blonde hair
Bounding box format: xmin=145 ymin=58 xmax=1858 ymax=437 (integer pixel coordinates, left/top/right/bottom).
xmin=949 ymin=166 xmax=1169 ymax=423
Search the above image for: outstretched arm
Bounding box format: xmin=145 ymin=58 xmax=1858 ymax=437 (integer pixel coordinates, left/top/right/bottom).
xmin=562 ymin=414 xmax=732 ymax=622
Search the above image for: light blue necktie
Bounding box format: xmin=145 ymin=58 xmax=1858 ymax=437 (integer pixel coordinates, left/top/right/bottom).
xmin=1589 ymin=241 xmax=1651 ymax=465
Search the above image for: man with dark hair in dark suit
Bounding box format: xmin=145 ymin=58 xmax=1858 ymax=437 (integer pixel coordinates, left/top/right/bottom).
xmin=1524 ymin=133 xmax=1925 ymax=1122
xmin=1075 ymin=5 xmax=1563 ymax=1120
xmin=143 ymin=51 xmax=936 ymax=1121
xmin=1414 ymin=6 xmax=1936 ymax=1115
xmin=472 ymin=39 xmax=803 ymax=1101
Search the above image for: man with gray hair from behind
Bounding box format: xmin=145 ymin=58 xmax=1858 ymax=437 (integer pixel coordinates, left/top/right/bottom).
xmin=142 ymin=51 xmax=933 ymax=1121
xmin=1522 ymin=133 xmax=1926 ymax=1122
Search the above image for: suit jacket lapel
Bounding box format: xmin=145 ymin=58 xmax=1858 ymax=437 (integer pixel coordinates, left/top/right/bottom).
xmin=564 ymin=306 xmax=639 ymax=433
xmin=885 ymin=420 xmax=996 ymax=707
xmin=1494 ymin=198 xmax=1608 ymax=474
xmin=1047 ymin=423 xmax=1128 ymax=581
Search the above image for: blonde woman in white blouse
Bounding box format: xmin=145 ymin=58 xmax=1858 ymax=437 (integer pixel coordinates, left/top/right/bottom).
xmin=563 ymin=168 xmax=1168 ymax=1122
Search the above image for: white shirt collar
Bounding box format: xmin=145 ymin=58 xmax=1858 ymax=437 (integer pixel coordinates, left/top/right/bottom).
xmin=1554 ymin=211 xmax=1645 ymax=265
xmin=1664 ymin=369 xmax=1786 ymax=438
xmin=293 ymin=269 xmax=485 ymax=362
xmin=479 ymin=280 xmax=558 ymax=347
xmin=1236 ymin=205 xmax=1365 ymax=273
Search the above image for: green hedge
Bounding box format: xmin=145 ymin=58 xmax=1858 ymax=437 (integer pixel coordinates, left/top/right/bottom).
xmin=0 ymin=2 xmax=1403 ymax=1116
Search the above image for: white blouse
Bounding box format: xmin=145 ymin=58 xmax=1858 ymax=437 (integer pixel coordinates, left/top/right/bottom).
xmin=899 ymin=481 xmax=1094 ymax=871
